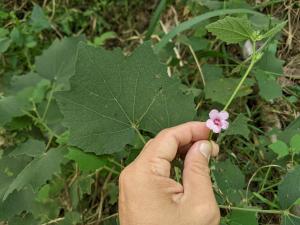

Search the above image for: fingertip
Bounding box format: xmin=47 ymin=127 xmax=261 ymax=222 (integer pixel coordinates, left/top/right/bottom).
xmin=210 ymin=141 xmax=219 ymax=157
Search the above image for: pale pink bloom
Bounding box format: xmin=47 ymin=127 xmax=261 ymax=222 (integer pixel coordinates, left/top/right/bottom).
xmin=206 ymin=109 xmax=229 ymax=133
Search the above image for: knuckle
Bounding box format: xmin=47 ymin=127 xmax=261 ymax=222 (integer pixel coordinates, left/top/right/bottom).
xmin=192 ymin=204 xmax=220 ymax=224
xmin=157 ymin=128 xmax=171 ymax=137
xmin=119 ymin=165 xmax=135 ymax=185
xmin=148 ymin=157 xmax=170 ymax=177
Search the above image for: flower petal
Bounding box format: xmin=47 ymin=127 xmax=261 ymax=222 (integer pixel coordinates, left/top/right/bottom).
xmin=212 ymin=124 xmax=222 ymax=133
xmin=219 ymin=111 xmax=229 ymax=120
xmin=209 ymin=109 xmax=219 ymax=120
xmin=206 ymin=119 xmax=215 ymax=130
xmin=221 ymin=120 xmax=229 ymax=130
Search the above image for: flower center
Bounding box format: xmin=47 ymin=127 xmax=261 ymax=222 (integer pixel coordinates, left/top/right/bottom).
xmin=213 ymin=118 xmax=221 ymax=126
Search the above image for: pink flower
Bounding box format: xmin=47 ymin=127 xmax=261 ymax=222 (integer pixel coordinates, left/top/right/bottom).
xmin=206 ymin=109 xmax=229 ymax=133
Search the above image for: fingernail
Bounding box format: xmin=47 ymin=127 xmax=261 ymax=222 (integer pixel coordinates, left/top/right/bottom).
xmin=198 ymin=142 xmax=211 ymax=160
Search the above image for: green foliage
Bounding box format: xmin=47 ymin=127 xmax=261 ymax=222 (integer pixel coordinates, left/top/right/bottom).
xmin=222 ymin=114 xmax=250 ymax=140
xmin=205 ymin=77 xmax=254 ymax=105
xmin=227 ymin=210 xmax=258 ymax=225
xmin=9 ymin=139 xmax=45 ymax=157
xmin=4 ymin=147 xmax=66 ymax=200
xmin=30 ymin=4 xmax=51 ymax=31
xmin=56 ymin=42 xmax=195 ymax=154
xmin=278 ymin=166 xmax=300 ymax=209
xmin=269 ymin=140 xmax=289 ymax=159
xmin=213 ymin=159 xmax=245 ymax=204
xmin=255 ymin=71 xmax=282 ymax=101
xmin=206 ymin=16 xmax=255 ymax=43
xmin=66 ymin=147 xmax=114 ymax=173
xmin=36 ymin=36 xmax=85 ymax=89
xmin=0 ymin=1 xmax=296 ymax=224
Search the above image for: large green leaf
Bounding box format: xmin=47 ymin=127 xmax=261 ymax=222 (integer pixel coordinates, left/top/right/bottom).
xmin=56 ymin=43 xmax=195 ymax=155
xmin=206 ymin=16 xmax=255 ymax=44
xmin=3 ymin=147 xmax=66 ymax=200
xmin=35 ymin=36 xmax=85 ymax=89
xmin=213 ymin=159 xmax=245 ymax=204
xmin=278 ymin=166 xmax=300 ymax=209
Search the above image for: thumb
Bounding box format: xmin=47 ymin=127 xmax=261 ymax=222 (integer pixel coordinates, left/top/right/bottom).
xmin=182 ymin=140 xmax=219 ymax=205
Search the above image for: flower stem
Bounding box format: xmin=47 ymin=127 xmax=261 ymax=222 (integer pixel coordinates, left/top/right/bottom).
xmin=223 ymin=44 xmax=258 ymax=111
xmin=208 ymin=41 xmax=260 ymax=141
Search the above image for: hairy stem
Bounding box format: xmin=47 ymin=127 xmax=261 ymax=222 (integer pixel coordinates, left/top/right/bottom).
xmin=223 ymin=50 xmax=257 ymax=111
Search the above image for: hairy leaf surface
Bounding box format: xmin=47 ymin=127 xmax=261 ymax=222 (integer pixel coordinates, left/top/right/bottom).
xmin=4 ymin=147 xmax=66 ymax=200
xmin=56 ymin=43 xmax=195 ymax=154
xmin=206 ymin=16 xmax=255 ymax=43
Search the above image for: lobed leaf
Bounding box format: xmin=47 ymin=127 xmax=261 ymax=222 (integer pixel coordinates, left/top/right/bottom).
xmin=35 ymin=36 xmax=85 ymax=89
xmin=56 ymin=42 xmax=195 ymax=155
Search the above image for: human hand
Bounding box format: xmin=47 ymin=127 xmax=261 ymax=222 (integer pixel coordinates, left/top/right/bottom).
xmin=118 ymin=122 xmax=220 ymax=225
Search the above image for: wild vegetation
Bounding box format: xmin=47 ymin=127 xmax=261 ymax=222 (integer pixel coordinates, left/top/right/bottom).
xmin=0 ymin=1 xmax=300 ymax=225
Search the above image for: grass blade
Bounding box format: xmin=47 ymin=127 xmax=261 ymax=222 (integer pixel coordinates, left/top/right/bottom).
xmin=145 ymin=0 xmax=167 ymax=39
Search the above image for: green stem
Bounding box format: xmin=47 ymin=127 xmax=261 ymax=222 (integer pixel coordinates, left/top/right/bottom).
xmin=42 ymin=82 xmax=56 ymax=121
xmin=223 ymin=57 xmax=256 ymax=111
xmin=219 ymin=205 xmax=284 ymax=215
xmin=222 ymin=41 xmax=258 ymax=111
xmin=133 ymin=126 xmax=146 ymax=144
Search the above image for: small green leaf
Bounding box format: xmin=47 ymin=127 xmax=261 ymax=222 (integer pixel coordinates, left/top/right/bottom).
xmin=0 ymin=77 xmax=50 ymax=126
xmin=228 ymin=210 xmax=258 ymax=225
xmin=260 ymin=21 xmax=287 ymax=40
xmin=269 ymin=141 xmax=289 ymax=159
xmin=0 ymin=37 xmax=12 ymax=53
xmin=66 ymin=147 xmax=114 ymax=173
xmin=57 ymin=211 xmax=81 ymax=225
xmin=290 ymin=134 xmax=300 ymax=154
xmin=206 ymin=16 xmax=255 ymax=43
xmin=30 ymin=4 xmax=50 ymax=31
xmin=3 ymin=147 xmax=66 ymax=200
xmin=293 ymin=198 xmax=300 ymax=206
xmin=93 ymin=31 xmax=117 ymax=46
xmin=9 ymin=139 xmax=45 ymax=157
xmin=278 ymin=165 xmax=300 ymax=209
xmin=177 ymin=35 xmax=209 ymax=51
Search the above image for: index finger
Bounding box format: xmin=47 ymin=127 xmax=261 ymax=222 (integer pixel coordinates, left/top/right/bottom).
xmin=139 ymin=122 xmax=210 ymax=162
